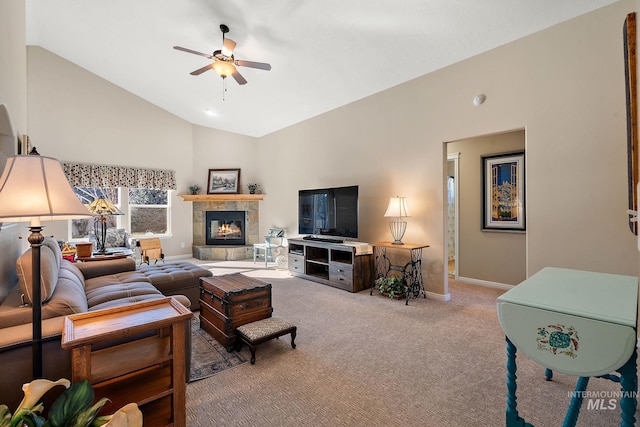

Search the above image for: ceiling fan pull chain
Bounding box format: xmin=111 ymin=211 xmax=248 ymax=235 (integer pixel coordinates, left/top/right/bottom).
xmin=222 ymin=78 xmax=227 ymax=101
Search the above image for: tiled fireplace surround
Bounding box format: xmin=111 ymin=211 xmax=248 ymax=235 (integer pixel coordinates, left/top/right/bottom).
xmin=190 ymin=197 xmax=261 ymax=260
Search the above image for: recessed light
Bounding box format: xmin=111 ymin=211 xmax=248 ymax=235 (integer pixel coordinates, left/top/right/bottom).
xmin=204 ymin=108 xmax=217 ymax=116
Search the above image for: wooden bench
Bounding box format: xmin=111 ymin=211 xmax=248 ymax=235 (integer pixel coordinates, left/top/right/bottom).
xmin=235 ymin=317 xmax=297 ymax=364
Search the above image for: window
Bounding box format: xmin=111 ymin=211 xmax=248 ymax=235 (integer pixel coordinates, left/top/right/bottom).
xmin=70 ymin=187 xmax=120 ymax=240
xmin=128 ymin=189 xmax=170 ymax=236
xmin=68 ymin=187 xmax=170 ymax=240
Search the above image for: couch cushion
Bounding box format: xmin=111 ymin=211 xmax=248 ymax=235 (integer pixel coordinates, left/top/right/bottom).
xmin=16 ymin=244 xmax=59 ymax=304
xmin=84 ymin=271 xmax=151 ymax=291
xmin=137 ymin=262 xmax=213 ymax=293
xmin=86 ymin=281 xmax=163 ymax=310
xmin=42 ymin=236 xmax=62 ymax=271
xmin=0 ymin=267 xmax=88 ymax=328
xmin=76 ymin=258 xmax=136 ymax=280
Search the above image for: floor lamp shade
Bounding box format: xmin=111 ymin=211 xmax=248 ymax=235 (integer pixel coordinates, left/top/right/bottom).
xmin=384 ymin=197 xmax=411 ymax=245
xmin=0 ymin=155 xmax=91 ymax=379
xmin=0 ymin=155 xmax=91 ymax=223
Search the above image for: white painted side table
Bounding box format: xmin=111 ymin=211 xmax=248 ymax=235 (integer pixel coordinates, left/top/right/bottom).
xmin=497 ymin=267 xmax=638 ymax=426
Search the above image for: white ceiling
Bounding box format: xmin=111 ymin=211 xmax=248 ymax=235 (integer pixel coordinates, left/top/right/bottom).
xmin=25 ymin=0 xmax=617 ymax=138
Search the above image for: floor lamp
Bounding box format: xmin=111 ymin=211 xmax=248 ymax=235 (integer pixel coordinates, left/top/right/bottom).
xmin=0 ymin=154 xmax=91 ymax=378
xmin=86 ymin=197 xmax=123 ymax=254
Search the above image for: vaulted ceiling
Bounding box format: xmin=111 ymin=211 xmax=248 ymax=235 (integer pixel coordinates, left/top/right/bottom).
xmin=26 ymin=0 xmax=617 ymax=137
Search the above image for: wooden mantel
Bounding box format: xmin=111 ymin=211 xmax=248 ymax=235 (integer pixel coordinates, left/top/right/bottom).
xmin=179 ymin=194 xmax=264 ymax=202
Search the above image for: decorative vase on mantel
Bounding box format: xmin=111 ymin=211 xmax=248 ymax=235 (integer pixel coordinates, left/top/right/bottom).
xmin=188 ymin=184 xmax=201 ymax=195
xmin=246 ymin=183 xmax=260 ymax=194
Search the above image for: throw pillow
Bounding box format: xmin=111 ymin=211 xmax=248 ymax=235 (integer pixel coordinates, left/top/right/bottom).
xmin=105 ymin=228 xmax=127 ymax=248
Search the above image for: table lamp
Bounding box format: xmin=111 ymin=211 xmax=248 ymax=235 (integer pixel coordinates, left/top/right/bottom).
xmin=86 ymin=197 xmax=123 ymax=254
xmin=384 ymin=196 xmax=411 ymax=245
xmin=0 ymin=153 xmax=91 ymax=378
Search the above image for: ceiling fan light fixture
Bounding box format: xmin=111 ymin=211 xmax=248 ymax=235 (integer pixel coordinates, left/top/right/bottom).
xmin=212 ymin=61 xmax=236 ymax=78
xmin=222 ymin=38 xmax=236 ymax=57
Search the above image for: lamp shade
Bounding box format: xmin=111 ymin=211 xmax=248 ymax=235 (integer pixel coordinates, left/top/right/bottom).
xmin=212 ymin=61 xmax=236 ymax=78
xmin=0 ymin=155 xmax=91 ymax=224
xmin=384 ymin=197 xmax=411 ymax=218
xmin=86 ymin=197 xmax=123 ymax=216
xmin=222 ymin=38 xmax=236 ymax=57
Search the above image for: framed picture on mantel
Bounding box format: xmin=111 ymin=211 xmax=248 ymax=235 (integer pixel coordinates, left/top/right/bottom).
xmin=207 ymin=168 xmax=240 ymax=194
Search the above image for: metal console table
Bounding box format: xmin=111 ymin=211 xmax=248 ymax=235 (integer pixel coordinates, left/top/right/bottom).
xmin=370 ymin=242 xmax=429 ymax=305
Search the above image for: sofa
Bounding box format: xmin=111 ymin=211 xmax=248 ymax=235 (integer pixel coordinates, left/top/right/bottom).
xmin=0 ymin=236 xmax=212 ymax=409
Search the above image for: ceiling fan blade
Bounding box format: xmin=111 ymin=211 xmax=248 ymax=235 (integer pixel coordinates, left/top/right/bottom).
xmin=235 ymin=59 xmax=272 ymax=71
xmin=173 ymin=46 xmax=214 ymax=60
xmin=232 ymin=69 xmax=248 ymax=85
xmin=190 ymin=64 xmax=213 ymax=76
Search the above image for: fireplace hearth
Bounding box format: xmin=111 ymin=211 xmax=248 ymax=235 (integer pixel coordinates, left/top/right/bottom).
xmin=206 ymin=211 xmax=246 ymax=245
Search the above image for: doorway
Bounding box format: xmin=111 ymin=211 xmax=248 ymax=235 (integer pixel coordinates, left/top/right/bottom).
xmin=447 ymin=153 xmax=459 ymax=279
xmin=445 ymin=129 xmax=526 ymax=288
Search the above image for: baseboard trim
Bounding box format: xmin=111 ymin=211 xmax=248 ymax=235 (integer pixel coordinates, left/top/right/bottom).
xmin=165 ymin=254 xmax=192 ymax=261
xmin=456 ymin=276 xmax=514 ymax=291
xmin=426 ymin=291 xmax=451 ymax=302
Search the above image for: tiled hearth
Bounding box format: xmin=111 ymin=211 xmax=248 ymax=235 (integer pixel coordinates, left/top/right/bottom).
xmin=182 ymin=194 xmax=263 ymax=260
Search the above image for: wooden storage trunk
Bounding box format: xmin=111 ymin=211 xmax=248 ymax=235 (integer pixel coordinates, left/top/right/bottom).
xmin=199 ymin=274 xmax=272 ymax=351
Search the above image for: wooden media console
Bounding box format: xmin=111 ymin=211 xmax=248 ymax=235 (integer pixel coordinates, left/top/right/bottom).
xmin=287 ymin=238 xmax=373 ymax=292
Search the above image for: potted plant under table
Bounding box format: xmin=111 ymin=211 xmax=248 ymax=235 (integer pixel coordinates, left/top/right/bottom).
xmin=375 ymin=276 xmax=407 ymax=300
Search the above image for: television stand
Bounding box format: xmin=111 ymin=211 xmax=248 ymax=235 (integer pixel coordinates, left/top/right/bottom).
xmin=302 ymin=235 xmax=345 ymax=244
xmin=287 ymin=238 xmax=373 ymax=292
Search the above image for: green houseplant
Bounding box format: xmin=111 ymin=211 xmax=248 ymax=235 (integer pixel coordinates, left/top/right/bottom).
xmin=187 ymin=184 xmax=201 ymax=195
xmin=375 ymin=276 xmax=407 ymax=299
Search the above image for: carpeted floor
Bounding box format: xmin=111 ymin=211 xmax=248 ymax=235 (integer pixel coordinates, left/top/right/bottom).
xmin=183 ymin=260 xmax=630 ymax=426
xmin=189 ymin=315 xmax=246 ymax=382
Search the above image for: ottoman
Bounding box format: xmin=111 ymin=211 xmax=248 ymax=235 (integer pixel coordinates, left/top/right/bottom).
xmin=236 ymin=317 xmax=297 ymax=364
xmin=137 ymin=262 xmax=213 ymax=310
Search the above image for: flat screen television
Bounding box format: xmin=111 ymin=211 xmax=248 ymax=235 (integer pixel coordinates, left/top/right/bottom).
xmin=298 ymin=185 xmax=358 ymax=238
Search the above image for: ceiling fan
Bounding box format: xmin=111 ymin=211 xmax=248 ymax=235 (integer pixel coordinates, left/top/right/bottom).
xmin=173 ymin=24 xmax=271 ymax=86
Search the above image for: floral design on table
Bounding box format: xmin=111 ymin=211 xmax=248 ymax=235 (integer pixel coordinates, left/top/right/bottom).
xmin=537 ymin=324 xmax=579 ymax=358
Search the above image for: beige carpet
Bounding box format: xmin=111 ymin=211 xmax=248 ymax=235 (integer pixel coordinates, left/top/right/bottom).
xmin=184 ymin=261 xmax=630 ymax=426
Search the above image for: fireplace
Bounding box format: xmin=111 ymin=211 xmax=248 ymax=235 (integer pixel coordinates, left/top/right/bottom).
xmin=206 ymin=211 xmax=246 ymax=245
xmin=190 ymin=197 xmax=260 ymax=260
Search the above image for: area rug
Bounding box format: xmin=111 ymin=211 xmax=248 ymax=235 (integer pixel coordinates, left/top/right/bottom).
xmin=189 ymin=315 xmax=246 ymax=382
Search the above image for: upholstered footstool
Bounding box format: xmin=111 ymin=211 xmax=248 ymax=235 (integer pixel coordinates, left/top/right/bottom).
xmin=235 ymin=317 xmax=297 ymax=364
xmin=137 ymin=262 xmax=213 ymax=310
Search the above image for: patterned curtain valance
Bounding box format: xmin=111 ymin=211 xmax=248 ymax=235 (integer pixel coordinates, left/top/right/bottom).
xmin=62 ymin=161 xmax=177 ymax=190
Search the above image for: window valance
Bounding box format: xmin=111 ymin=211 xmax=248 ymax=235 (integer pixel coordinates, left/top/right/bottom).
xmin=62 ymin=161 xmax=177 ymax=190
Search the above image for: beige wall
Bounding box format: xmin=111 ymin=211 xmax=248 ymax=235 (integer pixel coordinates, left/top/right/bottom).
xmin=1 ymin=1 xmax=637 ymax=299
xmin=257 ymin=0 xmax=638 ymax=297
xmin=0 ymin=0 xmax=27 ymax=134
xmin=0 ymin=0 xmax=26 ymax=294
xmin=448 ymin=131 xmax=526 ymax=286
xmin=26 ymin=47 xmax=196 ymax=257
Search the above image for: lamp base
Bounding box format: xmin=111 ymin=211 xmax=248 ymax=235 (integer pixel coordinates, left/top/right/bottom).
xmin=389 ymin=218 xmax=407 ymax=245
xmin=94 ymin=215 xmax=107 ymax=254
xmin=28 ymin=224 xmax=44 ymax=379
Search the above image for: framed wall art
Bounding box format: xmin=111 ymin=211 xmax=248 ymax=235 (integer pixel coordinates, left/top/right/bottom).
xmin=624 ymin=12 xmax=638 ymax=235
xmin=207 ymin=168 xmax=240 ymax=194
xmin=481 ymin=152 xmax=525 ymax=232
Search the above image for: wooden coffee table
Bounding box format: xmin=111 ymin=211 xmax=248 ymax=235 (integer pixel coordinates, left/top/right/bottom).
xmin=76 ymin=249 xmax=133 ymax=262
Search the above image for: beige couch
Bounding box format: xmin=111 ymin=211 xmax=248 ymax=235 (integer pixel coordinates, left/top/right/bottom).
xmin=0 ymin=237 xmax=212 ymax=409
